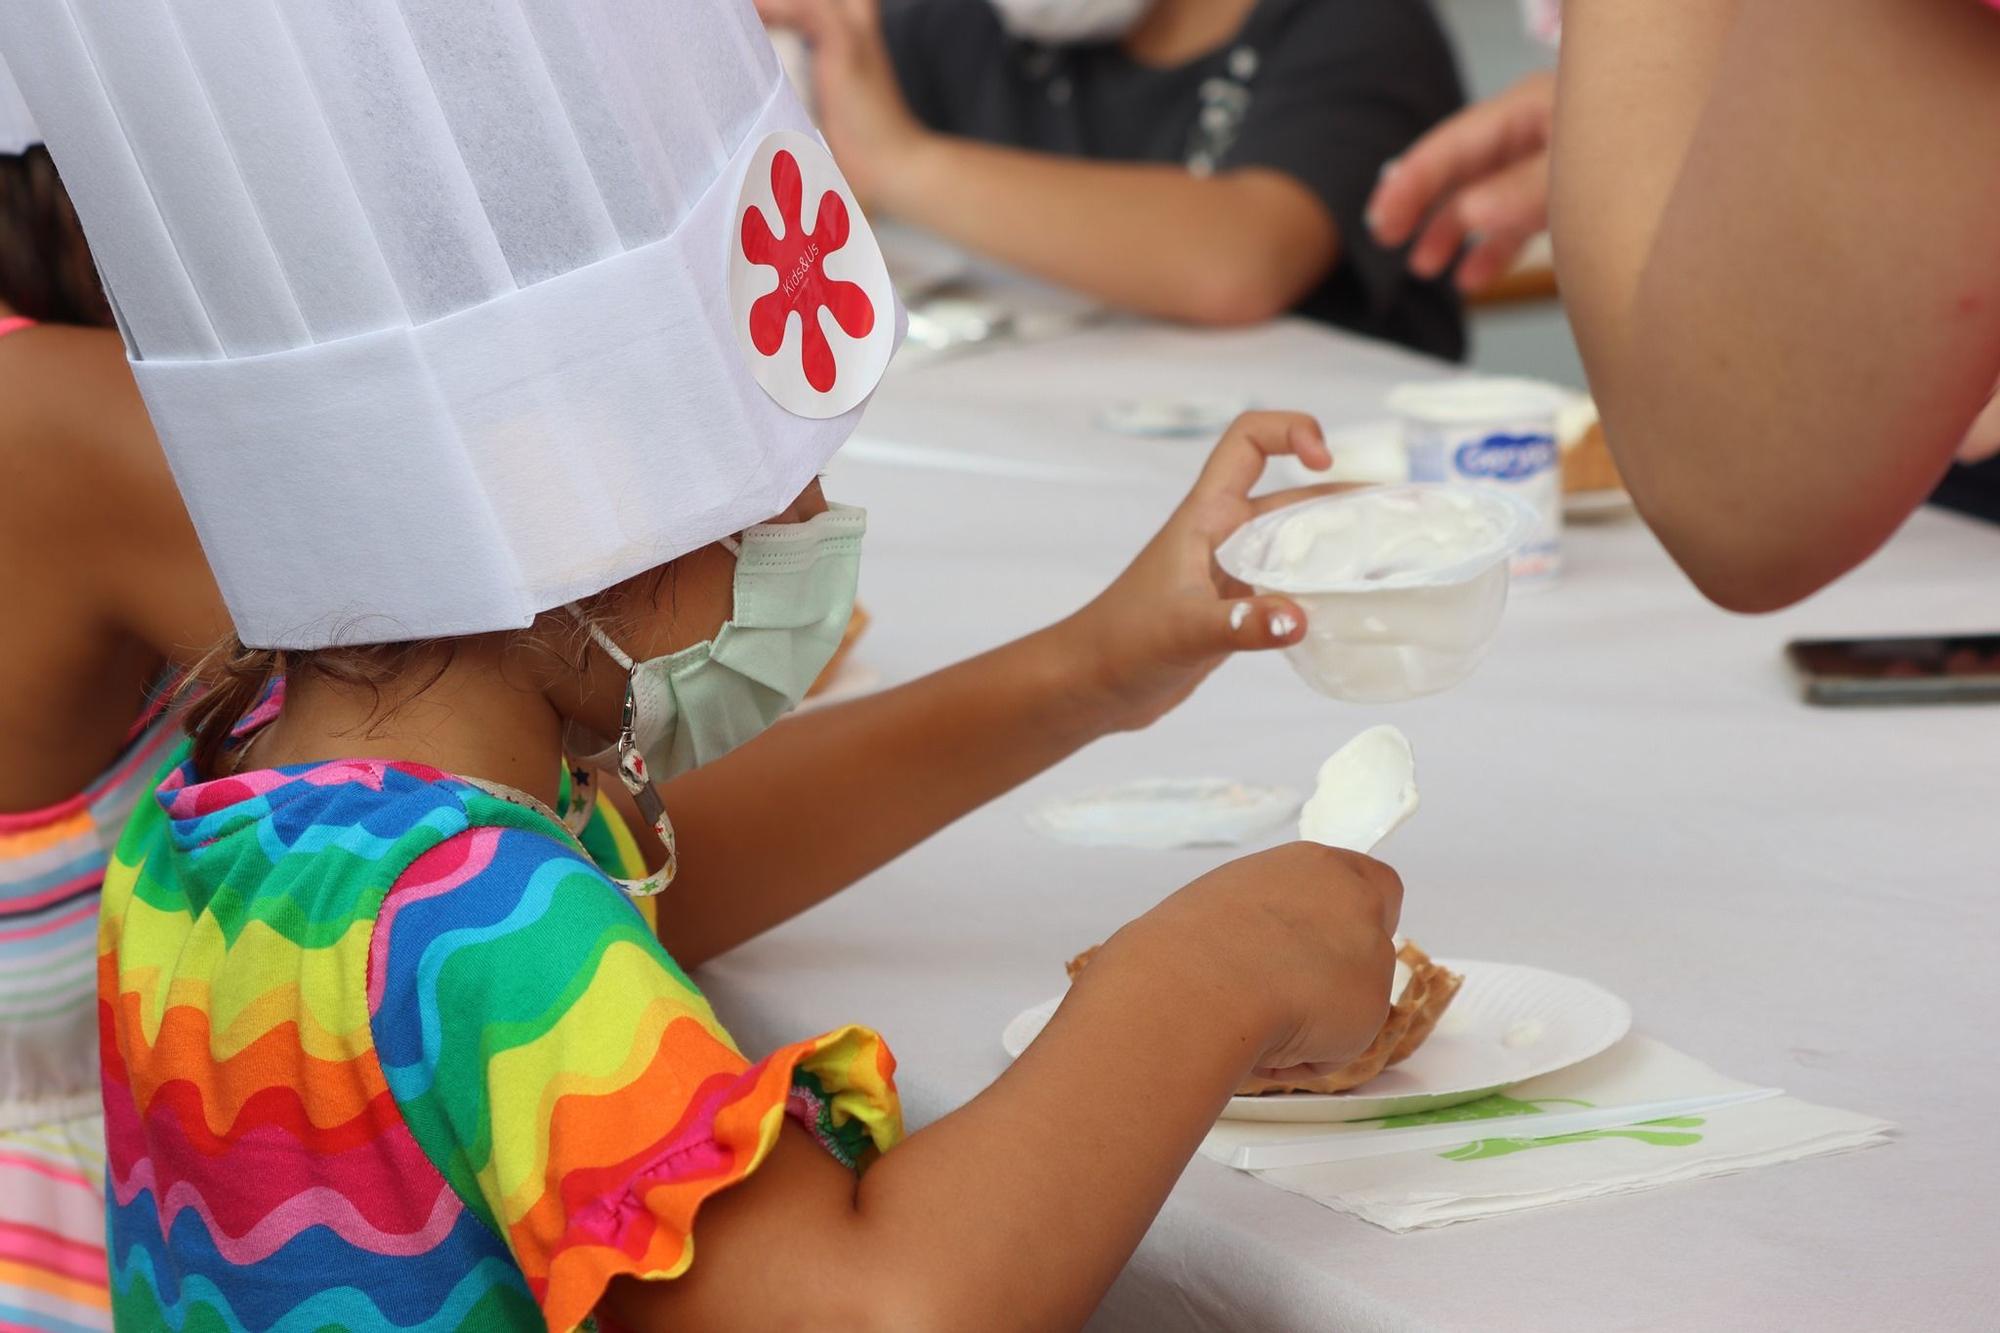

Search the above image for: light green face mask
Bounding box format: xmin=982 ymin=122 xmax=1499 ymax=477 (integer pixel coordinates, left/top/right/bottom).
xmin=577 ymin=502 xmax=865 ymax=786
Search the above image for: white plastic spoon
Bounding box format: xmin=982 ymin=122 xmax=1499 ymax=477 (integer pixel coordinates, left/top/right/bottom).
xmin=1296 ymin=724 xmax=1418 ymax=854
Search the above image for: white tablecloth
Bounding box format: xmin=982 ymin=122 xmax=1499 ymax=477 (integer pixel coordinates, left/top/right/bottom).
xmin=699 ymin=318 xmax=2000 ymax=1331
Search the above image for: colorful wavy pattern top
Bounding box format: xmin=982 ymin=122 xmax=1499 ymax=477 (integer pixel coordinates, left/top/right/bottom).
xmin=100 ymin=745 xmax=901 ymax=1332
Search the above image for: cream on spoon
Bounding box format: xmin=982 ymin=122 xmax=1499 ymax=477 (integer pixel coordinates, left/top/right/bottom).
xmin=1298 ymin=724 xmax=1420 ymax=1001
xmin=1297 ymin=724 xmax=1419 ymax=855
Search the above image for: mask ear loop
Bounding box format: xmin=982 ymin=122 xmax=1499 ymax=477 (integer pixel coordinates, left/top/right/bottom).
xmin=566 ymin=606 xmax=678 ymax=898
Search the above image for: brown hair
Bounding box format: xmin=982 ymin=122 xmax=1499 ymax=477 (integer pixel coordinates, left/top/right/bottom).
xmin=0 ymin=146 xmax=114 ymax=327
xmin=178 ymin=642 xmax=460 ymax=780
xmin=176 ymin=573 xmax=668 ymax=779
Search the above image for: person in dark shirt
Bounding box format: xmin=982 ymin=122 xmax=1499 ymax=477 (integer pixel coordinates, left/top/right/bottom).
xmin=760 ymin=0 xmax=1469 ymax=360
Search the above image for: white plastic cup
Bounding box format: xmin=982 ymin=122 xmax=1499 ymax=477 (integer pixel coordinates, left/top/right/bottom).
xmin=1215 ymin=485 xmax=1538 ymax=703
xmin=1386 ymin=377 xmax=1568 ymax=586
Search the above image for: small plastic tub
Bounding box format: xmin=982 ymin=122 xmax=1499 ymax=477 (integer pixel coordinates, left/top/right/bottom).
xmin=1216 ymin=484 xmax=1537 ymax=703
xmin=1386 ymin=377 xmax=1569 ymax=585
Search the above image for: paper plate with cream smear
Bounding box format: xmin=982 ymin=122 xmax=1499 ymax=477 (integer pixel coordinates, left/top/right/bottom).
xmin=1001 ymin=961 xmax=1631 ymax=1122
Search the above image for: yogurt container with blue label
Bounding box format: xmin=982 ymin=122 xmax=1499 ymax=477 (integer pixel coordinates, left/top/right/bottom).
xmin=1387 ymin=377 xmax=1570 ymax=584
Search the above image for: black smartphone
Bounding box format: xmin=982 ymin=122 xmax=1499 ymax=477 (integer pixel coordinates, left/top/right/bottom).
xmin=1786 ymin=633 xmax=2000 ymax=706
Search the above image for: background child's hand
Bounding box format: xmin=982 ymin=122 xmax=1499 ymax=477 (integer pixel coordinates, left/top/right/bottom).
xmin=1094 ymin=840 xmax=1405 ymax=1076
xmin=754 ymin=0 xmax=925 ymax=204
xmin=1052 ymin=410 xmax=1340 ymax=734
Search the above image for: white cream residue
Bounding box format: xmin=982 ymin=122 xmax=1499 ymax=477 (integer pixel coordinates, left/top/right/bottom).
xmin=1297 ymin=726 xmax=1419 ymax=854
xmin=1265 ymin=487 xmax=1509 ymax=588
xmin=1503 ymin=1020 xmax=1545 ymax=1050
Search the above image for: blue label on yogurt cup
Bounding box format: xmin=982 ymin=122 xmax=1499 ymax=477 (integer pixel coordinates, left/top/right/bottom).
xmin=1453 ymin=431 xmax=1558 ymax=482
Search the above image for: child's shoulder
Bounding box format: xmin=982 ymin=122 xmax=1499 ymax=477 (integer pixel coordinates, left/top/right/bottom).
xmin=371 ymin=776 xmax=668 ymax=975
xmin=127 ymin=749 xmax=629 ymax=931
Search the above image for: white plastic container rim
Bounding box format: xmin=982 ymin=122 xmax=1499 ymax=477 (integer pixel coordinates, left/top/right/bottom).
xmin=1217 ymin=484 xmax=1542 ymax=595
xmin=1385 ymin=376 xmax=1573 ymax=425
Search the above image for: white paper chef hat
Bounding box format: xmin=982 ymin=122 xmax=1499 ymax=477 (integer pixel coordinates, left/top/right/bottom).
xmin=0 ymin=51 xmax=37 ymax=152
xmin=0 ymin=0 xmax=901 ymax=648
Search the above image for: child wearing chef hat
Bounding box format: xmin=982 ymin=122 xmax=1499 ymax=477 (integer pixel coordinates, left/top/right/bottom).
xmin=4 ymin=1 xmax=1405 ymax=1327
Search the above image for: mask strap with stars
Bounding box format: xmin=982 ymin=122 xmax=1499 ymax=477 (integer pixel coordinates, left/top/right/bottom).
xmin=566 ymin=606 xmax=679 ymax=899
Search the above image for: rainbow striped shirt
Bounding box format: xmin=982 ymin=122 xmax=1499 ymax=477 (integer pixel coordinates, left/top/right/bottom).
xmin=100 ymin=747 xmax=901 ymax=1331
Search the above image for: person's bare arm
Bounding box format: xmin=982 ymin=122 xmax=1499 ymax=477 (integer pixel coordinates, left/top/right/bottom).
xmin=652 ymin=414 xmax=1336 ymax=968
xmin=1554 ymin=0 xmax=2000 ymax=611
xmin=0 ymin=324 xmax=226 ymax=806
xmin=885 ymin=144 xmax=1337 ymax=327
xmin=47 ymin=326 xmax=229 ymax=660
xmin=604 ymin=843 xmax=1402 ymax=1333
xmin=759 ymin=0 xmax=1336 ymax=326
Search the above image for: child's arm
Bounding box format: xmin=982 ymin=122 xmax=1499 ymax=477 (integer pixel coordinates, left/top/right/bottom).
xmin=603 ymin=843 xmax=1403 ymax=1333
xmin=873 ymin=146 xmax=1335 ymax=329
xmin=0 ymin=324 xmax=228 ymax=806
xmin=650 ymin=413 xmax=1336 ymax=969
xmin=757 ymin=0 xmax=1336 ymax=327
xmin=1553 ymin=0 xmax=2000 ymax=612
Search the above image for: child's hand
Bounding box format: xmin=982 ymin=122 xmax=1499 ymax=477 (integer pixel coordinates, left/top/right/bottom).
xmin=1052 ymin=410 xmax=1340 ymax=734
xmin=754 ymin=0 xmax=926 ymax=204
xmin=1094 ymin=840 xmax=1404 ymax=1076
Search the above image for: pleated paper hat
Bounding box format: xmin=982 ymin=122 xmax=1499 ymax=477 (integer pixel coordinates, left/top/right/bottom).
xmin=0 ymin=53 xmax=35 ymax=153
xmin=0 ymin=0 xmax=900 ymax=648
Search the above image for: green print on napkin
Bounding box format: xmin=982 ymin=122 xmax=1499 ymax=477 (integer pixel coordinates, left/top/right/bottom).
xmin=1367 ymin=1096 xmax=1709 ymax=1160
xmin=1439 ymin=1116 xmax=1708 ymax=1161
xmin=1376 ymin=1094 xmax=1592 ymax=1128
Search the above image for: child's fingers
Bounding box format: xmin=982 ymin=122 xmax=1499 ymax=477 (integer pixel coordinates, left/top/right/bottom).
xmin=1189 ymin=412 xmax=1328 ymax=507
xmin=1449 ymin=154 xmax=1550 ymax=294
xmin=1366 ymin=111 xmax=1517 ymax=248
xmin=1453 ymin=230 xmax=1533 ymax=296
xmin=1407 ymin=202 xmax=1470 ymax=281
xmin=1205 ymin=595 xmax=1308 ymax=656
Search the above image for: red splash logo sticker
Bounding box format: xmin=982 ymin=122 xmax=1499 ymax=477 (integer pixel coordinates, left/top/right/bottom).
xmin=730 ymin=131 xmax=895 ymax=418
xmin=741 ymin=149 xmax=876 ymax=393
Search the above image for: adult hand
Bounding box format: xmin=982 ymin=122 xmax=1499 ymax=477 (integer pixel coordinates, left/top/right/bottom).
xmin=1367 ymin=70 xmax=1557 ymax=295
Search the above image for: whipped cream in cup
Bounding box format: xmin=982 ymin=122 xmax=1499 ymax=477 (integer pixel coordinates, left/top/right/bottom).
xmin=1216 ymin=484 xmax=1537 ymax=702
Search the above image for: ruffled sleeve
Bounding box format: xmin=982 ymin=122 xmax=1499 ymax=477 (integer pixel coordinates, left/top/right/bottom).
xmin=367 ymin=815 xmax=901 ymax=1333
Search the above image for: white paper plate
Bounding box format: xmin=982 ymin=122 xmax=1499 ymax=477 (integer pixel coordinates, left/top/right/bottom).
xmin=1563 ymin=487 xmax=1636 ymax=522
xmin=1001 ymin=960 xmax=1631 ymax=1122
xmin=1025 ymin=778 xmax=1301 ymax=851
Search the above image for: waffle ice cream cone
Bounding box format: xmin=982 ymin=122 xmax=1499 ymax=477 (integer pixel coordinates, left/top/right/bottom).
xmin=1561 ymin=421 xmax=1624 ymax=496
